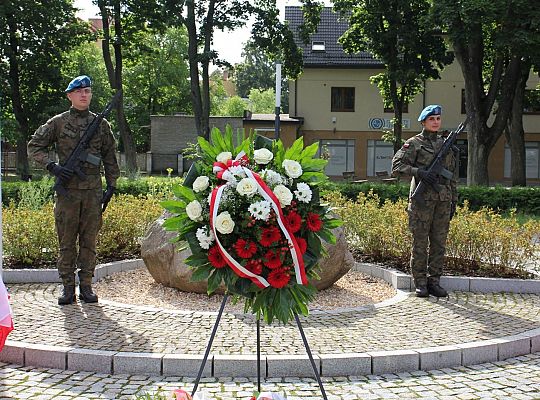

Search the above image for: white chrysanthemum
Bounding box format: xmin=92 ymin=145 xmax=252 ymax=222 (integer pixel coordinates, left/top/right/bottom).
xmin=261 ymin=169 xmax=283 ymax=186
xmin=196 ymin=226 xmax=215 ymax=249
xmin=248 ymin=200 xmax=271 ymax=221
xmin=186 ymin=200 xmax=203 ymax=221
xmin=282 ymin=159 xmax=303 ymax=178
xmin=294 ymin=182 xmax=312 ymax=203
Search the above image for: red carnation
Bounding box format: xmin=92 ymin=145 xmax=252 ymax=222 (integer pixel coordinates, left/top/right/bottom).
xmin=245 ymin=259 xmax=263 ymax=275
xmin=260 ymin=226 xmax=281 ymax=247
xmin=294 ymin=236 xmax=307 ymax=254
xmin=306 ymin=213 xmax=322 ymax=232
xmin=267 ymin=267 xmax=291 ymax=288
xmin=208 ymin=246 xmax=227 ymax=268
xmin=263 ymin=249 xmax=282 ymax=269
xmin=286 ymin=211 xmax=302 ymax=233
xmin=234 ymin=239 xmax=257 ymax=258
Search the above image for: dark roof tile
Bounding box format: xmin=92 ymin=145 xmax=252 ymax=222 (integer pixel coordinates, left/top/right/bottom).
xmin=285 ymin=6 xmax=383 ymax=68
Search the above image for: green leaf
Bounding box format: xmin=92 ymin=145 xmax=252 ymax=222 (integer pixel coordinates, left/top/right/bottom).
xmin=284 ymin=137 xmax=304 ymax=160
xmin=300 ymin=142 xmax=319 ymax=161
xmin=197 ymin=137 xmax=219 ymax=162
xmin=160 ymin=199 xmax=186 ymax=213
xmin=189 ymin=264 xmax=212 ymax=281
xmin=307 ymin=232 xmax=322 ymax=258
xmin=211 ymin=127 xmax=228 ymax=152
xmin=301 ymin=172 xmax=328 ymax=184
xmin=317 ymin=228 xmax=336 ymax=244
xmin=172 ymin=185 xmax=197 ymax=202
xmin=207 ymin=270 xmax=222 ymax=294
xmin=301 ymin=158 xmax=327 ymax=172
xmin=254 ymin=134 xmax=274 ymax=150
xmin=324 ymin=218 xmax=343 ymax=229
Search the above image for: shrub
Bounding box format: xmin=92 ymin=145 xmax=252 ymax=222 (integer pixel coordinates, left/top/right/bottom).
xmin=2 ymin=194 xmax=163 ymax=268
xmin=326 ymin=191 xmax=540 ymax=278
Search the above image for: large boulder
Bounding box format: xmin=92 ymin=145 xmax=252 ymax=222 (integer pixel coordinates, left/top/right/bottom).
xmin=141 ymin=212 xmax=353 ymax=293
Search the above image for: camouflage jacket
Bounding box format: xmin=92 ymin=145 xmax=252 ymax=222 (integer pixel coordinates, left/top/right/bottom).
xmin=28 ymin=107 xmax=120 ymax=189
xmin=391 ymin=129 xmax=458 ymax=202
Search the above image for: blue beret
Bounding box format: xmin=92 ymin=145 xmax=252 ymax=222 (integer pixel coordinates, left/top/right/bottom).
xmin=418 ymin=104 xmax=442 ymax=122
xmin=65 ymin=75 xmax=92 ymax=93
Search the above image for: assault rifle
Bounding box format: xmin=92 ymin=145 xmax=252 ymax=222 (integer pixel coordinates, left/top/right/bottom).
xmin=53 ymin=90 xmax=121 ymax=197
xmin=411 ymin=118 xmax=468 ymax=203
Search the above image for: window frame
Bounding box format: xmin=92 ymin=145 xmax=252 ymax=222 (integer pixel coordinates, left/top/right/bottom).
xmin=331 ymin=87 xmax=355 ymax=112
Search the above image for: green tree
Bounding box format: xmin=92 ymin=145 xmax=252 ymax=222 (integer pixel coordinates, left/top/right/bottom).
xmin=219 ymin=96 xmax=247 ymax=117
xmin=123 ymin=27 xmax=191 ymax=151
xmin=248 ymin=88 xmax=275 ymax=114
xmin=433 ymin=0 xmax=540 ymax=185
xmin=331 ymin=0 xmax=452 ymax=153
xmin=234 ymin=41 xmax=275 ymax=98
xmin=0 ymin=0 xmax=90 ymax=180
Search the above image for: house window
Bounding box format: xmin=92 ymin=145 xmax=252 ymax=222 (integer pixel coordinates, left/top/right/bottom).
xmin=383 ymin=103 xmax=409 ymax=113
xmin=523 ymin=89 xmax=540 ymax=114
xmin=461 ymin=89 xmax=466 ymax=114
xmin=331 ymin=87 xmax=355 ymax=112
xmin=312 ymin=41 xmax=326 ymax=52
xmin=318 ymin=139 xmax=355 ymax=176
xmin=367 ymin=140 xmax=393 ymax=177
xmin=504 ymin=142 xmax=540 ymax=179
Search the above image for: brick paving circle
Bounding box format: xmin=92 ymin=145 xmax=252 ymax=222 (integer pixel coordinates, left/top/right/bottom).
xmin=1 ymin=353 xmax=539 ymax=399
xmin=6 ymin=283 xmax=540 ymax=355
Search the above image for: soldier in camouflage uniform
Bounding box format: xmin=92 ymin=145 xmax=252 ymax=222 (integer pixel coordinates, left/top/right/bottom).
xmin=391 ymin=105 xmax=458 ymax=298
xmin=28 ymin=75 xmax=120 ymax=305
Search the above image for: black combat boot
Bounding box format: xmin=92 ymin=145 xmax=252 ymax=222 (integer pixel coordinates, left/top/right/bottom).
xmin=415 ymin=286 xmax=429 ymax=297
xmin=427 ymin=282 xmax=448 ymax=297
xmin=79 ymin=284 xmax=98 ymax=303
xmin=58 ymin=285 xmax=76 ymax=305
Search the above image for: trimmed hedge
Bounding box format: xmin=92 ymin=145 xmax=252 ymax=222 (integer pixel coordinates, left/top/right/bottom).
xmin=2 ymin=177 xmax=539 ymax=215
xmin=321 ymin=181 xmax=540 ymax=215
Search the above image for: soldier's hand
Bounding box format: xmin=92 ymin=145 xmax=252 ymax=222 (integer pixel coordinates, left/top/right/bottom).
xmin=450 ymin=201 xmax=457 ymax=220
xmin=101 ymin=185 xmax=115 ymax=212
xmin=417 ymin=168 xmax=437 ymax=185
xmin=47 ymin=162 xmax=74 ymax=182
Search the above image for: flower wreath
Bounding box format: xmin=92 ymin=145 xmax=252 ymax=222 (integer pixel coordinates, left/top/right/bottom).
xmin=162 ymin=127 xmax=342 ymax=324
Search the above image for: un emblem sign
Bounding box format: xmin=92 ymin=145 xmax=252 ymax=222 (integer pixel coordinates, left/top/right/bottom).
xmin=369 ymin=118 xmax=384 ymax=130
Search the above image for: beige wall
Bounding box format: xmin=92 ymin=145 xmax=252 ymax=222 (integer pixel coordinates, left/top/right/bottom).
xmin=289 ymin=60 xmax=540 ymax=183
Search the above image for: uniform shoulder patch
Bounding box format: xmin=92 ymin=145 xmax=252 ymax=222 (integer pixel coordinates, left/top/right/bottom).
xmin=402 ymin=143 xmax=410 ymax=148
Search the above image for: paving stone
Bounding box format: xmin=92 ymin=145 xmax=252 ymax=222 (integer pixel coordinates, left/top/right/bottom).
xmin=458 ymin=341 xmax=498 ymax=366
xmin=417 ymin=345 xmax=462 ymax=371
xmin=0 ymin=341 xmax=25 ymax=365
xmin=369 ymin=350 xmax=419 ymax=375
xmin=24 ymin=344 xmax=73 ymax=370
xmin=113 ymin=352 xmax=162 ymax=375
xmin=267 ymin=355 xmax=320 ymax=378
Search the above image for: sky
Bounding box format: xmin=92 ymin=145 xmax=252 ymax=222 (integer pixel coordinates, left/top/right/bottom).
xmin=73 ymin=0 xmax=333 ymax=66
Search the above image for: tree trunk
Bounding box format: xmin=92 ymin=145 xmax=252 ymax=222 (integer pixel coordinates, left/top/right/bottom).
xmin=390 ymin=79 xmax=403 ymax=154
xmin=504 ymin=59 xmax=530 ymax=186
xmin=6 ymin=12 xmax=30 ymax=180
xmin=466 ymin=118 xmax=490 ymax=186
xmin=98 ymin=0 xmax=137 ymax=175
xmin=186 ymin=1 xmax=206 ymax=139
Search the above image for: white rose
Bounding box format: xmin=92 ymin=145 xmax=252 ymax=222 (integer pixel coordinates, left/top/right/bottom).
xmin=236 ymin=177 xmax=258 ymax=197
xmin=186 ymin=200 xmax=203 ymax=221
xmin=254 ymin=148 xmax=274 ymax=165
xmin=273 ymin=184 xmax=293 ymax=207
xmin=215 ymin=211 xmax=235 ymax=234
xmin=282 ymin=159 xmax=303 ymax=178
xmin=216 ymin=152 xmax=232 ymax=163
xmin=192 ymin=176 xmax=210 ymax=193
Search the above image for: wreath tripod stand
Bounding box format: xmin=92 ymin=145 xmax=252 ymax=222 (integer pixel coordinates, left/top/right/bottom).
xmin=190 ymin=294 xmax=328 ymax=400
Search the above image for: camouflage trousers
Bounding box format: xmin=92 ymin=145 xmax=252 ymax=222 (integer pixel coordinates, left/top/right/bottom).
xmin=54 ymin=188 xmax=102 ymax=286
xmin=407 ymin=199 xmax=451 ymax=287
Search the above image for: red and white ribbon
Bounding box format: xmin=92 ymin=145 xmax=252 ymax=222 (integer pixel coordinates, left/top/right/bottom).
xmin=208 ymin=153 xmax=308 ymax=288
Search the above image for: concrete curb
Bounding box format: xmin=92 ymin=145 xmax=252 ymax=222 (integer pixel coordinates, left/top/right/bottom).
xmin=2 ymin=259 xmax=540 ymax=377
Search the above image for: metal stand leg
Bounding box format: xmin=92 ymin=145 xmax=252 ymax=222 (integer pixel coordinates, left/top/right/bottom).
xmin=191 ymin=293 xmax=229 ymax=396
xmin=257 ymin=317 xmax=261 ymax=393
xmin=294 ymin=314 xmax=328 ymax=400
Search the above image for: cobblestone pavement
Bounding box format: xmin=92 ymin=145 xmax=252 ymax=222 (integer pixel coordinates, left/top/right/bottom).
xmin=1 ymin=353 xmax=539 ymax=399
xmin=6 ymin=284 xmax=540 ymax=355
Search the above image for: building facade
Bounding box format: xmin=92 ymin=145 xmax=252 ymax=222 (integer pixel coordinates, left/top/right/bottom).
xmin=285 ymin=7 xmax=540 ymax=184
